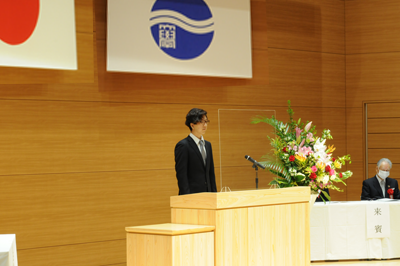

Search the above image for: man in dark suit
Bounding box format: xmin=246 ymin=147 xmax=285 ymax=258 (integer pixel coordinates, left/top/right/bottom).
xmin=361 ymin=158 xmax=400 ymax=200
xmin=174 ymin=108 xmax=217 ymax=195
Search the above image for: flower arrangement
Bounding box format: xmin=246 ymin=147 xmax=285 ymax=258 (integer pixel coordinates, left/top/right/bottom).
xmin=251 ymin=101 xmax=352 ymax=201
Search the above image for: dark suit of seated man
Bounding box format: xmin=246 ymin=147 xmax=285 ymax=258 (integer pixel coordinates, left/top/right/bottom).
xmin=174 ymin=108 xmax=217 ymax=195
xmin=361 ymin=158 xmax=400 ymax=200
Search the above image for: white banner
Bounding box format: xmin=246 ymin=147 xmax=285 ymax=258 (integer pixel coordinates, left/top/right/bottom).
xmin=0 ymin=234 xmax=18 ymax=266
xmin=366 ymin=203 xmax=390 ymax=238
xmin=0 ymin=0 xmax=77 ymax=70
xmin=107 ymin=0 xmax=252 ymax=78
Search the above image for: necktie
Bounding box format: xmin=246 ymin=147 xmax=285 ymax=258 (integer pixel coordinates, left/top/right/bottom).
xmin=199 ymin=140 xmax=206 ymax=165
xmin=380 ymin=180 xmax=385 ymax=197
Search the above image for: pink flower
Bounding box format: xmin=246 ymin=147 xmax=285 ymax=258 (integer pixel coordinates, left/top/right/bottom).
xmin=306 ymin=132 xmax=314 ymax=142
xmin=299 ymin=138 xmax=305 ymax=148
xmin=311 ymin=166 xmax=317 ymax=172
xmin=295 ymin=127 xmax=303 ymax=139
xmin=329 ymin=169 xmax=335 ymax=176
xmin=297 ymin=146 xmax=313 ymax=157
xmin=304 ymin=121 xmax=313 ymax=132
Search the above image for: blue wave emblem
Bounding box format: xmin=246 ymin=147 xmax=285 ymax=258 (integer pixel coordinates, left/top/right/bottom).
xmin=150 ymin=0 xmax=214 ymax=60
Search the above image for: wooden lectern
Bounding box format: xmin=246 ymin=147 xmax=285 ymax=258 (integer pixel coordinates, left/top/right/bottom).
xmin=171 ymin=187 xmax=310 ymax=266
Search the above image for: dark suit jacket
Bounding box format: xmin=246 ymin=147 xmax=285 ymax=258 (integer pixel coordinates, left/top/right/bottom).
xmin=174 ymin=136 xmax=217 ymax=195
xmin=361 ymin=175 xmax=400 ymax=200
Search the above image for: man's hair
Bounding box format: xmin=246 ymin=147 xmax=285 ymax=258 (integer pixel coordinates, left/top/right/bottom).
xmin=185 ymin=108 xmax=207 ymax=131
xmin=377 ymin=158 xmax=392 ymax=169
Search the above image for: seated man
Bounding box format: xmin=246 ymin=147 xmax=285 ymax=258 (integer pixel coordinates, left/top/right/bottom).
xmin=361 ymin=158 xmax=400 ymax=200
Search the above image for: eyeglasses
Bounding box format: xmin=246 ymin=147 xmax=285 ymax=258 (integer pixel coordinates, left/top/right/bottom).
xmin=197 ymin=120 xmax=210 ymax=125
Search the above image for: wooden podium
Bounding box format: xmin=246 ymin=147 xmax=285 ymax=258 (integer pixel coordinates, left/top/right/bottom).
xmin=170 ymin=187 xmax=311 ymax=266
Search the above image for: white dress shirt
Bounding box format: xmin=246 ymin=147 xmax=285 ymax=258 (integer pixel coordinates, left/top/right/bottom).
xmin=376 ymin=175 xmax=385 ymax=197
xmin=189 ymin=133 xmax=207 ymax=157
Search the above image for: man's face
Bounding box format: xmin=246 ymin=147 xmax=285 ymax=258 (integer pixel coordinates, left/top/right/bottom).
xmin=191 ymin=115 xmax=209 ymax=137
xmin=376 ymin=161 xmax=390 ymax=177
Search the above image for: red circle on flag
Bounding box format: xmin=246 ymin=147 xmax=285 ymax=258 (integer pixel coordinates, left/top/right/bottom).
xmin=0 ymin=0 xmax=40 ymax=45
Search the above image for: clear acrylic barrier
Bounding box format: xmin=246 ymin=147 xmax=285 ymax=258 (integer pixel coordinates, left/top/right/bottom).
xmin=218 ymin=109 xmax=277 ymax=191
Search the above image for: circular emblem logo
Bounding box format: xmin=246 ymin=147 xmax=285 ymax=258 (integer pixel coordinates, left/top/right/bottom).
xmin=150 ymin=0 xmax=214 ymax=60
xmin=0 ymin=0 xmax=40 ymax=45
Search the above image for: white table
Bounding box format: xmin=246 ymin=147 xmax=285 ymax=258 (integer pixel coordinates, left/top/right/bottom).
xmin=310 ymin=201 xmax=400 ymax=261
xmin=0 ymin=235 xmax=18 ymax=266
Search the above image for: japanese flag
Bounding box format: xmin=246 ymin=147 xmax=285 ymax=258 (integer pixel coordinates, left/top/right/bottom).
xmin=0 ymin=0 xmax=77 ymax=70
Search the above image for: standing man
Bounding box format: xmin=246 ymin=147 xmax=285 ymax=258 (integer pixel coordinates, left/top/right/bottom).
xmin=174 ymin=108 xmax=217 ymax=195
xmin=361 ymin=158 xmax=400 ymax=200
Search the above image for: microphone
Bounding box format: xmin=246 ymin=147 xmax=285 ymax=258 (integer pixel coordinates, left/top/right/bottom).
xmin=244 ymin=155 xmax=266 ymax=169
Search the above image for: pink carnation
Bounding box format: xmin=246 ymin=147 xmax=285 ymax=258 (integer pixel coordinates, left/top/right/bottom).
xmin=329 ymin=169 xmax=335 ymax=176
xmin=311 ymin=166 xmax=317 ymax=172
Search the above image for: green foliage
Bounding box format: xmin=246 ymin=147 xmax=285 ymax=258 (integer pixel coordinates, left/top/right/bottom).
xmin=320 ymin=190 xmax=331 ymax=203
xmin=286 ymin=100 xmax=297 ymax=133
xmin=337 ymin=155 xmax=352 ymax=165
xmin=268 ymin=176 xmax=292 ymax=188
xmin=261 ymin=161 xmax=291 ymax=183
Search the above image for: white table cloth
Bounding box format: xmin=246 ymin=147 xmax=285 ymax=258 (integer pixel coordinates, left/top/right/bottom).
xmin=310 ymin=201 xmax=400 ymax=261
xmin=0 ymin=235 xmax=18 ymax=266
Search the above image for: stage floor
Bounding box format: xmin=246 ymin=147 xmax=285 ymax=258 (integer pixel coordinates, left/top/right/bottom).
xmin=312 ymin=259 xmax=400 ymax=266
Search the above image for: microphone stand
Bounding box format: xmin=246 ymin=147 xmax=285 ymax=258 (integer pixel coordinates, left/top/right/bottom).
xmin=253 ymin=163 xmax=259 ymax=189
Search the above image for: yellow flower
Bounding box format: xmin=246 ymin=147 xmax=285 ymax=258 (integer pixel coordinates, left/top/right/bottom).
xmin=295 ymin=154 xmax=307 ymax=162
xmin=327 ymin=145 xmax=336 ymax=153
xmin=317 ymin=162 xmax=326 ymax=170
xmin=334 ymin=160 xmax=342 ymax=169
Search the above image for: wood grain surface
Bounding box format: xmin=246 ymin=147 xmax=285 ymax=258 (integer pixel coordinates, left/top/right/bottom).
xmin=127 ymin=232 xmax=214 ymax=266
xmin=125 ymin=223 xmax=215 ymax=236
xmin=170 ymin=187 xmax=310 ymax=210
xmin=171 ymin=196 xmax=310 ymax=266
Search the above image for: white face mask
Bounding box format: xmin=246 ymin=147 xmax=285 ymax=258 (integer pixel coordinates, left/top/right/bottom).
xmin=378 ymin=170 xmax=390 ymax=179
